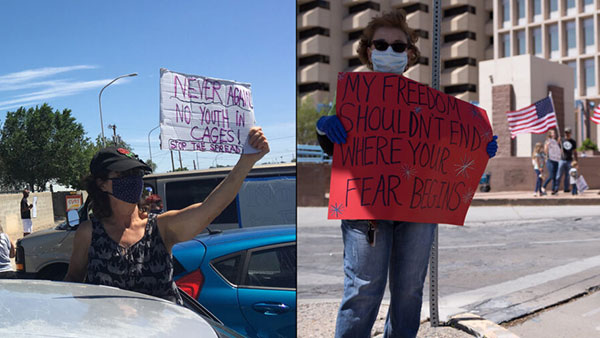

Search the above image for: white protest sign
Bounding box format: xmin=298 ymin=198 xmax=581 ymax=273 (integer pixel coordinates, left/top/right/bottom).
xmin=159 ymin=68 xmax=257 ymax=154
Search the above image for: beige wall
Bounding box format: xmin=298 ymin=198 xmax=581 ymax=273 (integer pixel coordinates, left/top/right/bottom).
xmin=479 ymin=54 xmax=574 ymax=156
xmin=1 ymin=192 xmax=54 ymax=242
xmin=298 ymin=0 xmax=493 ymax=104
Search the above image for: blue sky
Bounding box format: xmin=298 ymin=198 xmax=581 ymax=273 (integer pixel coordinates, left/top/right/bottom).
xmin=0 ymin=1 xmax=295 ymax=174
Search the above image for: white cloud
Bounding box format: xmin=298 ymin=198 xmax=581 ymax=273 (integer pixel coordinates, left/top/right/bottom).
xmin=0 ymin=65 xmax=96 ymax=91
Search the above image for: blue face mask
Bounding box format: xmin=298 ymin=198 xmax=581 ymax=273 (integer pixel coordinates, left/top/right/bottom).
xmin=106 ymin=176 xmax=144 ymax=204
xmin=371 ymin=48 xmax=408 ymax=74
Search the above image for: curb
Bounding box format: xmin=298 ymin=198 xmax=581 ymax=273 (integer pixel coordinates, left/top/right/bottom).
xmin=471 ymin=197 xmax=600 ymax=206
xmin=448 ymin=313 xmax=520 ymax=338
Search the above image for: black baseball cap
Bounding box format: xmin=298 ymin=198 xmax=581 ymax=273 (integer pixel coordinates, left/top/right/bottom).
xmin=90 ymin=147 xmax=152 ymax=176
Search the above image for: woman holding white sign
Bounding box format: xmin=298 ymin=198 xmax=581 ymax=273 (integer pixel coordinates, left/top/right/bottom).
xmin=64 ymin=127 xmax=269 ymax=304
xmin=315 ymin=10 xmax=498 ymax=338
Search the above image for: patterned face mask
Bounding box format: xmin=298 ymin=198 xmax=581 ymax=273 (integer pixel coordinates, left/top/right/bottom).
xmin=105 ymin=175 xmax=144 ymax=204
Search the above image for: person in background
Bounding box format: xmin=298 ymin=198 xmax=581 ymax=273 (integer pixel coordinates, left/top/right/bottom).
xmin=64 ymin=127 xmax=269 ymax=305
xmin=315 ymin=10 xmax=498 ymax=338
xmin=20 ymin=189 xmax=33 ymax=236
xmin=0 ymin=223 xmax=16 ymax=279
xmin=556 ymin=127 xmax=577 ymax=193
xmin=542 ymin=129 xmax=561 ymax=195
xmin=146 ymin=194 xmax=164 ymax=215
xmin=569 ymin=160 xmax=580 ymax=196
xmin=532 ymin=142 xmax=546 ymax=197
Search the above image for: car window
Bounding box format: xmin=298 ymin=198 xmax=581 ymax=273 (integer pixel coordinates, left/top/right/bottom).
xmin=165 ymin=178 xmax=238 ymax=224
xmin=243 ymin=245 xmax=296 ymax=289
xmin=212 ymin=254 xmax=242 ymax=285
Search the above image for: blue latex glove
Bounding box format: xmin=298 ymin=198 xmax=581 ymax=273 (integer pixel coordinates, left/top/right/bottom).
xmin=317 ymin=115 xmax=347 ymax=144
xmin=486 ymin=135 xmax=498 ymax=158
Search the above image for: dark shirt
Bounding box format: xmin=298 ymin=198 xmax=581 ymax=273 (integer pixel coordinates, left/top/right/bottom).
xmin=20 ymin=198 xmax=30 ymax=219
xmin=561 ymin=138 xmax=577 ymax=162
xmin=86 ymin=213 xmax=182 ymax=304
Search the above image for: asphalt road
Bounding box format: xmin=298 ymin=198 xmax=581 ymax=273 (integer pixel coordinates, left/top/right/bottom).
xmin=298 ymin=205 xmax=600 ymax=324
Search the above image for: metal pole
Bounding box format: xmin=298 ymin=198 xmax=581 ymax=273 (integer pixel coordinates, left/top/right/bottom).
xmin=147 ymin=125 xmax=159 ymax=163
xmin=170 ymin=150 xmax=175 ymax=171
xmin=98 ymin=73 xmax=138 ymax=147
xmin=178 ymin=151 xmax=183 ymax=169
xmin=430 ymin=0 xmax=442 ymax=328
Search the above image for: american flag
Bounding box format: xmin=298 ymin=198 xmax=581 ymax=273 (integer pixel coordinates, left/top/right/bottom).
xmin=592 ymin=105 xmax=600 ymax=125
xmin=506 ymin=96 xmax=557 ymax=138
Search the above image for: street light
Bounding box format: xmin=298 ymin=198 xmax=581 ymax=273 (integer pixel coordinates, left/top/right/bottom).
xmin=148 ymin=125 xmax=160 ymax=163
xmin=98 ymin=73 xmax=137 ymax=146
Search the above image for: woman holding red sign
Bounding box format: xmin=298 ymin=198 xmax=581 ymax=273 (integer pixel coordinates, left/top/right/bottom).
xmin=316 ymin=10 xmax=498 ymax=338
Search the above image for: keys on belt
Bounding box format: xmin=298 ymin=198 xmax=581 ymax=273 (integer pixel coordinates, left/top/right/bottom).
xmin=367 ymin=221 xmax=377 ymax=247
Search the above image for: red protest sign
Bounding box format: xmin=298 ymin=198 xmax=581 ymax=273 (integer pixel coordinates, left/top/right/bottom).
xmin=328 ymin=72 xmax=493 ymax=226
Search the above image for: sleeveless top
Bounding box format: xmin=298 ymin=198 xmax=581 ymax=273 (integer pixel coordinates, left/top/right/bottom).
xmin=86 ymin=213 xmax=182 ymax=304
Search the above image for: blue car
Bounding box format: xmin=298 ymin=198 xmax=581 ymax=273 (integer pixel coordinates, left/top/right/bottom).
xmin=173 ymin=225 xmax=296 ymax=338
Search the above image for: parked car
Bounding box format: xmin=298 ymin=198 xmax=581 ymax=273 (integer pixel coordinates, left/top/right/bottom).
xmin=0 ymin=279 xmax=244 ymax=337
xmin=173 ymin=225 xmax=296 ymax=338
xmin=15 ymin=163 xmax=295 ymax=281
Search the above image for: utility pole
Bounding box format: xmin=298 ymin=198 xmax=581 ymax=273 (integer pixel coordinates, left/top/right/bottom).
xmin=178 ymin=151 xmax=183 ymax=170
xmin=170 ymin=150 xmax=175 ymax=171
xmin=107 ymin=124 xmax=117 ymax=143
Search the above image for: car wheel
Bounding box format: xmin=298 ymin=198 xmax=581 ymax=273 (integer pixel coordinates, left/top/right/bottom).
xmin=37 ymin=264 xmax=69 ymax=281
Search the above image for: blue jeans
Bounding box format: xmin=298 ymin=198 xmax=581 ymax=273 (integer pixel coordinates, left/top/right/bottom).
xmin=542 ymin=159 xmax=559 ymax=192
xmin=534 ymin=169 xmax=542 ymax=193
xmin=556 ymin=160 xmax=572 ymax=192
xmin=336 ymin=220 xmax=437 ymax=338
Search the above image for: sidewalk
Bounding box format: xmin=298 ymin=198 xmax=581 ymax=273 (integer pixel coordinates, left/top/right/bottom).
xmin=471 ymin=189 xmax=600 ymax=206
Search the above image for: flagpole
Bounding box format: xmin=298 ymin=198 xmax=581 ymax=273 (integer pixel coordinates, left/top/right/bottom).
xmin=548 ymin=91 xmax=564 ymax=157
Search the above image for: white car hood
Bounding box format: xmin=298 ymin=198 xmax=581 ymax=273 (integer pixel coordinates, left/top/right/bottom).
xmin=0 ymin=279 xmax=218 ymax=337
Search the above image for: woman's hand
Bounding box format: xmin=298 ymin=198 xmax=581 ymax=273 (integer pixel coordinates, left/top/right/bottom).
xmin=240 ymin=126 xmax=269 ymax=164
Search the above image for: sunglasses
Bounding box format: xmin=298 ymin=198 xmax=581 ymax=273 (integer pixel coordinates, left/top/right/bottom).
xmin=372 ymin=39 xmax=408 ymax=53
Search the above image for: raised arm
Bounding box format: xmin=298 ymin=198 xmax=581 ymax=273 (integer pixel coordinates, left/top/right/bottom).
xmin=64 ymin=220 xmax=92 ymax=282
xmin=157 ymin=127 xmax=269 ymax=251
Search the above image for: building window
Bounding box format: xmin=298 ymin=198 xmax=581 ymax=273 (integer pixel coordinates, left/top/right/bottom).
xmin=517 ymin=0 xmax=526 ymax=25
xmin=566 ymin=21 xmax=576 ymax=56
xmin=548 ymin=24 xmax=559 ymax=58
xmin=402 ymin=3 xmax=428 ymax=14
xmin=298 ymin=82 xmax=330 ymax=94
xmin=584 ymin=0 xmax=594 ymax=11
xmin=444 ymin=84 xmax=477 ymax=94
xmin=348 ymin=1 xmax=380 ymax=14
xmin=299 ymin=55 xmax=330 ymax=66
xmin=348 ymin=30 xmax=363 ymax=41
xmin=517 ymin=30 xmax=526 ymax=55
xmin=565 ymin=0 xmax=576 ymax=15
xmin=533 ymin=0 xmax=542 ymax=21
xmin=444 ymin=31 xmax=476 ymax=43
xmin=444 ymin=57 xmax=477 ymax=69
xmin=348 ymin=58 xmax=362 ymax=67
xmin=299 ymin=27 xmax=330 ymax=40
xmin=416 ymin=56 xmax=429 ymax=65
xmin=443 ymin=5 xmax=476 ymax=18
xmin=502 ymin=0 xmax=510 ymax=27
xmin=414 ymin=29 xmax=429 ymax=39
xmin=566 ymin=60 xmax=577 ymax=94
xmin=584 ymin=18 xmax=594 ymax=54
xmin=532 ymin=27 xmax=543 ymax=56
xmin=584 ymin=58 xmax=595 ymax=95
xmin=549 ymin=0 xmax=559 ymax=18
xmin=298 ymin=0 xmax=330 ymax=13
xmin=502 ymin=33 xmax=511 ymax=57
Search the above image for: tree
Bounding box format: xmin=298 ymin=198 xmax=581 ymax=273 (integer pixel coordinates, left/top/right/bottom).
xmin=145 ymin=159 xmax=158 ymax=172
xmin=0 ymin=104 xmax=92 ymax=191
xmin=297 ymin=98 xmax=327 ymax=145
